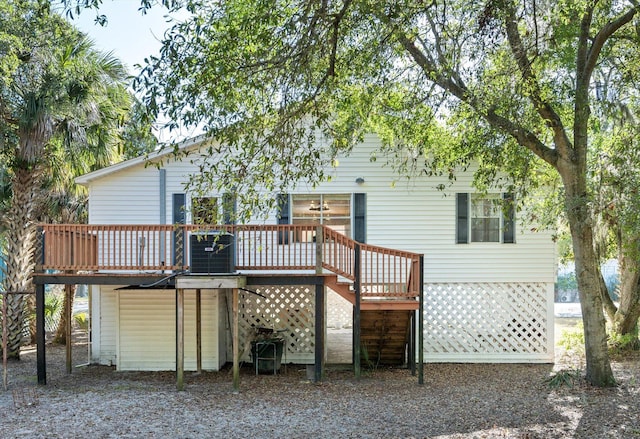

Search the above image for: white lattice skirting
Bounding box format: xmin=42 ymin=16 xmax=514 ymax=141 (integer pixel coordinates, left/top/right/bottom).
xmin=233 ymin=285 xmax=316 ymax=364
xmin=423 ymin=282 xmax=555 ymax=363
xmin=327 ymin=289 xmax=353 ymax=329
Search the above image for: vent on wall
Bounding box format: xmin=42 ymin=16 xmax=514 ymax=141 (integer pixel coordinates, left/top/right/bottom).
xmin=190 ymin=232 xmax=235 ymax=274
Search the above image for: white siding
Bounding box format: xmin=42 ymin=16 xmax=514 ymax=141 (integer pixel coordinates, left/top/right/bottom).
xmin=88 ymin=166 xmax=161 ymax=224
xmin=116 ymin=289 xmax=221 ymax=371
xmin=90 ymin=285 xmax=118 ymax=366
xmin=86 ymin=134 xmax=556 ymax=284
xmin=285 ymin=135 xmax=556 ymax=283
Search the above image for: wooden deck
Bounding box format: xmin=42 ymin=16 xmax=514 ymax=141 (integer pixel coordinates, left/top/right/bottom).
xmin=36 ymin=223 xmax=423 ymax=309
xmin=33 ymin=223 xmax=425 ymax=387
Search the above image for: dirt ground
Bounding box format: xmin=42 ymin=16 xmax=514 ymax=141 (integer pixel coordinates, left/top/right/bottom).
xmin=1 ymin=322 xmax=639 ymax=439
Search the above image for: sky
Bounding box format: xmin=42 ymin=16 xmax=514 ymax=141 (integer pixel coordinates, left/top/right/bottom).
xmin=71 ymin=1 xmax=179 ymax=76
xmin=69 ymin=1 xmax=190 ymax=141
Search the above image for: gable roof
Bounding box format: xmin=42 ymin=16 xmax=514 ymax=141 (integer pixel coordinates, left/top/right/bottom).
xmin=75 ymin=135 xmax=208 ymax=186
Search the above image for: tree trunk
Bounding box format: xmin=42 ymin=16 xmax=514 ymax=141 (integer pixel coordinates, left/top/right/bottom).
xmin=53 ymin=285 xmax=75 ymax=345
xmin=562 ymin=177 xmax=615 ymax=386
xmin=613 ymin=254 xmax=640 ymax=337
xmin=2 ymin=168 xmax=38 ymax=359
xmin=599 ymin=269 xmax=617 ymax=322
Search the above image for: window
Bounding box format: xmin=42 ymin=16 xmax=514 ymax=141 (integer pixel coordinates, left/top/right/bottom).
xmin=291 ymin=194 xmax=351 ymax=241
xmin=191 ymin=197 xmax=218 ymax=224
xmin=470 ymin=194 xmax=500 ymax=242
xmin=456 ymin=193 xmax=515 ymax=244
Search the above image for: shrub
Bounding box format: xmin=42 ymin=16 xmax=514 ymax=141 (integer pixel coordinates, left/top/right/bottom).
xmin=557 ymin=321 xmax=585 ymax=355
xmin=608 ymin=331 xmax=639 ymax=355
xmin=74 ymin=312 xmax=89 ymax=331
xmin=545 ymin=368 xmax=582 ymax=388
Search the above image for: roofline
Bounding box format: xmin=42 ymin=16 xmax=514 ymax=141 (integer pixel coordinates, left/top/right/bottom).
xmin=75 ymin=135 xmax=208 ymax=186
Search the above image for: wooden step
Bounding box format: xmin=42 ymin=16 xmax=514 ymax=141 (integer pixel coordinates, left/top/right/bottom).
xmin=360 ymin=300 xmax=419 ymax=311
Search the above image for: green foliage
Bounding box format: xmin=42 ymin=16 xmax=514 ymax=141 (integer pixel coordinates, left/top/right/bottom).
xmin=0 ymin=0 xmax=134 ymax=193
xmin=608 ymin=332 xmax=638 ymax=354
xmin=559 ymin=319 xmax=639 ymax=357
xmin=119 ymin=100 xmax=158 ymax=160
xmin=44 ymin=294 xmax=63 ymax=319
xmin=545 ymin=368 xmax=582 ymax=389
xmin=74 ymin=312 xmax=89 ymax=331
xmin=43 ymin=293 xmax=64 ymax=333
xmin=359 ymin=343 xmax=377 ymax=371
xmin=557 ymin=321 xmax=585 ymax=356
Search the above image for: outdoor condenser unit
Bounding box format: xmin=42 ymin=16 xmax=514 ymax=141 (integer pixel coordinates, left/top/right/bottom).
xmin=189 ymin=232 xmax=235 ymax=274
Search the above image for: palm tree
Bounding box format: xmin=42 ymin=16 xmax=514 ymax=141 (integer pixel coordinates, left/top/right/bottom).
xmin=0 ymin=2 xmax=130 ymax=359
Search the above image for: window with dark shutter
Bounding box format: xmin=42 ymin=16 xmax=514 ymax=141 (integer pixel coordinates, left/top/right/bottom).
xmin=457 ymin=192 xmax=516 ymax=244
xmin=222 ymin=193 xmax=236 ymax=225
xmin=192 ymin=197 xmax=218 ymax=225
xmin=277 ymin=193 xmax=290 ymax=244
xmin=456 ymin=193 xmax=469 ymax=244
xmin=502 ymin=192 xmax=515 ymax=244
xmin=291 ymin=194 xmax=351 ymax=240
xmin=470 ymin=194 xmax=501 ymax=242
xmin=353 ymin=193 xmax=366 ymax=243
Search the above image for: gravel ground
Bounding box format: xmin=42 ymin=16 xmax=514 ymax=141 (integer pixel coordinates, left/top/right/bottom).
xmin=1 ymin=336 xmax=639 ymax=438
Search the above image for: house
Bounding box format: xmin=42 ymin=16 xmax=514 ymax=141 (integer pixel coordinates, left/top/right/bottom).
xmin=33 ymin=133 xmax=556 ymax=385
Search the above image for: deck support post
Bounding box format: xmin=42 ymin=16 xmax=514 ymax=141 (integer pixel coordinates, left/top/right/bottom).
xmin=196 ymin=288 xmax=202 ymax=374
xmin=176 ymin=288 xmax=185 ymax=391
xmin=418 ymin=255 xmax=424 ymax=385
xmin=314 ymin=282 xmax=325 ymax=382
xmin=353 ymin=243 xmax=361 ymax=379
xmin=232 ymin=288 xmax=240 ymax=392
xmin=314 ymin=226 xmax=325 ymax=381
xmin=408 ymin=311 xmax=416 ymax=375
xmin=36 ymin=284 xmax=46 ymax=385
xmin=65 ymin=284 xmax=73 ymax=374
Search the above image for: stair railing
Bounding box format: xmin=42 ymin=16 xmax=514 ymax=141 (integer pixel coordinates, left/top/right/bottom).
xmin=321 ymin=225 xmax=421 ymax=300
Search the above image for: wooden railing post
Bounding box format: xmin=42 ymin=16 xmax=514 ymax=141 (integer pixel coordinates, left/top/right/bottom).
xmin=315 ymin=225 xmax=323 ymax=274
xmin=354 ymin=242 xmax=361 ymax=379
xmin=173 ymin=226 xmax=185 ymax=270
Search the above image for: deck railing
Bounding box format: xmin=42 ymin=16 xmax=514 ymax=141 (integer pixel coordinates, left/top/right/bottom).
xmin=38 ymin=224 xmax=422 ymax=299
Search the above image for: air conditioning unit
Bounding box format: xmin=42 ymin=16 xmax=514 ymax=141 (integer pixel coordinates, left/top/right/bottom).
xmin=190 ymin=232 xmax=235 ymax=274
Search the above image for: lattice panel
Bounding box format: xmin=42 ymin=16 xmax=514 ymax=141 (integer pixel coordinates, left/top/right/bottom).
xmin=237 ymin=285 xmax=315 ymax=362
xmin=327 ymin=289 xmax=352 ymax=329
xmin=423 ymin=283 xmax=551 ymax=359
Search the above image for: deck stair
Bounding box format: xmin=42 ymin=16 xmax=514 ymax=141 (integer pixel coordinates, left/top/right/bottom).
xmin=360 ymin=309 xmax=412 ymax=366
xmin=325 ymin=276 xmax=417 ymax=366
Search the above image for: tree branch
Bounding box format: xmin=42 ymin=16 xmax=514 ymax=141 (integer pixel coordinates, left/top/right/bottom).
xmin=584 ymin=5 xmax=640 ymax=82
xmin=328 ymin=0 xmax=353 ymax=77
xmin=503 ymin=3 xmax=573 ymax=160
xmin=395 ymin=31 xmax=558 ymax=166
